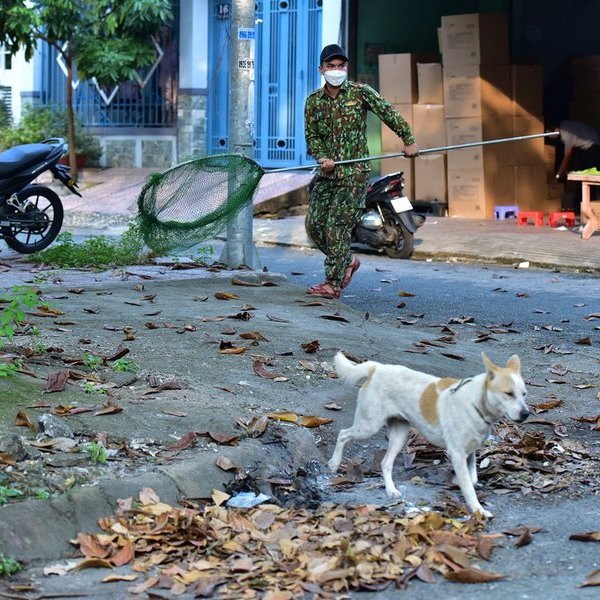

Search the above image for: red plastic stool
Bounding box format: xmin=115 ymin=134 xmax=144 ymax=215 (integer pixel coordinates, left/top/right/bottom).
xmin=517 ymin=211 xmax=545 ymax=226
xmin=548 ymin=210 xmax=575 ymax=227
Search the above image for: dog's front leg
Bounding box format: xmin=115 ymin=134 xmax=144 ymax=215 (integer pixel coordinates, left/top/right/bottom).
xmin=448 ymin=451 xmax=492 ymax=518
xmin=467 ymin=452 xmax=478 ymax=485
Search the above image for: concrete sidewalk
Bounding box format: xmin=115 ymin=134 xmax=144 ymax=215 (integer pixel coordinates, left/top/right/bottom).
xmin=56 ymin=167 xmax=599 ymax=272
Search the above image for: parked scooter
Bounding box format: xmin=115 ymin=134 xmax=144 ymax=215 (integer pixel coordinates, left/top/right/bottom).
xmin=352 ymin=170 xmax=424 ymax=259
xmin=0 ymin=138 xmax=80 ymax=253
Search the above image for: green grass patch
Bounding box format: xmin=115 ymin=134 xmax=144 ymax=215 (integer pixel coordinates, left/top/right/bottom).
xmin=31 ymin=225 xmax=147 ymax=268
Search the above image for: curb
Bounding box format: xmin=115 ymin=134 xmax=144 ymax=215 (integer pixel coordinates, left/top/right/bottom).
xmin=0 ymin=429 xmax=324 ymax=564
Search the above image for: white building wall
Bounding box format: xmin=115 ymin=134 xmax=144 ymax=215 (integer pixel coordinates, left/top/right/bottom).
xmin=179 ymin=0 xmax=209 ymax=89
xmin=0 ymin=47 xmax=37 ymax=122
xmin=322 ymin=0 xmax=344 ymax=49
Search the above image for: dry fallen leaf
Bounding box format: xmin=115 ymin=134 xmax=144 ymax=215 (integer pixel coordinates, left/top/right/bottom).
xmin=580 ymin=568 xmax=600 ymax=587
xmin=569 ymin=531 xmax=600 ymax=542
xmin=214 ymin=292 xmax=240 ymax=300
xmin=253 ymin=360 xmax=286 ymax=380
xmin=43 ymin=369 xmax=70 ymax=393
xmin=15 ymin=411 xmax=36 ymax=431
xmin=215 ymin=456 xmax=238 ymax=472
xmin=444 ymin=567 xmax=505 ymax=583
xmin=236 ymin=415 xmax=269 ymax=437
xmin=301 ymin=340 xmax=320 ymax=353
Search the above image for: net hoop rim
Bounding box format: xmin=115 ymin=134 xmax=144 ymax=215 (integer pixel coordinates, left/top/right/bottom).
xmin=159 ymin=152 xmax=265 ymax=179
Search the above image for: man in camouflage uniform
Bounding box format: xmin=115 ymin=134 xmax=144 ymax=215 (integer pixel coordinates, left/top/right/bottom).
xmin=304 ymin=44 xmax=418 ymax=299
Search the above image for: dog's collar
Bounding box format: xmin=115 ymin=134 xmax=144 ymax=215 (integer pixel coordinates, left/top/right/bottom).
xmin=450 ymin=378 xmax=495 ymax=426
xmin=473 ymin=402 xmax=495 ymax=427
xmin=450 ymin=378 xmax=472 ymax=393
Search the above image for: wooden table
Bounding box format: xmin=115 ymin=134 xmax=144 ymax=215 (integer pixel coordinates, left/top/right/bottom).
xmin=566 ymin=172 xmax=600 ymax=239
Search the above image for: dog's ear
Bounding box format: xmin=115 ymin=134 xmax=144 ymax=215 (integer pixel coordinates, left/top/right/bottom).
xmin=506 ymin=355 xmax=521 ymax=373
xmin=481 ymin=352 xmax=497 ymax=377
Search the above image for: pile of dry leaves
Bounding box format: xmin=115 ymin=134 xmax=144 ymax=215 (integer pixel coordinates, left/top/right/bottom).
xmin=64 ymin=488 xmax=503 ymax=598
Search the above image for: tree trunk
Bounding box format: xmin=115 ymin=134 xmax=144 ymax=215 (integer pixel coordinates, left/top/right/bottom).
xmin=65 ymin=53 xmax=78 ymax=180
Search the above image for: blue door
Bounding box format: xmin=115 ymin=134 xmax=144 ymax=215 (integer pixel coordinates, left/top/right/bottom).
xmin=207 ymin=0 xmax=322 ymax=167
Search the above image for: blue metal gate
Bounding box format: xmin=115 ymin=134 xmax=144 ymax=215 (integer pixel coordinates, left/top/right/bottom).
xmin=207 ymin=1 xmax=231 ymax=152
xmin=207 ymin=0 xmax=322 ymax=168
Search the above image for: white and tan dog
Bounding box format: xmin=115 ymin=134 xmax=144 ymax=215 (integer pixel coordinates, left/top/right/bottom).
xmin=329 ymin=351 xmax=529 ymax=517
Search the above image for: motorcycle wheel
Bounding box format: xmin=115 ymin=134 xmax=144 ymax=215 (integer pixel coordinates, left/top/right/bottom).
xmin=381 ymin=209 xmax=414 ymax=259
xmin=2 ymin=186 xmax=64 ymax=254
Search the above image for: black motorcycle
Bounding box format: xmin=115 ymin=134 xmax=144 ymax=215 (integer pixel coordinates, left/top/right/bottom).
xmin=352 ymin=170 xmax=424 ymax=259
xmin=0 ymin=138 xmax=81 ymax=253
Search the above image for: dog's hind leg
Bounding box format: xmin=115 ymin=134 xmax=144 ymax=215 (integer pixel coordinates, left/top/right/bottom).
xmin=448 ymin=450 xmax=492 ymax=518
xmin=381 ymin=419 xmax=410 ymax=497
xmin=328 ymin=416 xmax=385 ymax=473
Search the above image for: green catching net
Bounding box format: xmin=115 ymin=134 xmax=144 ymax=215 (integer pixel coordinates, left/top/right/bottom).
xmin=136 ymin=153 xmax=265 ymax=253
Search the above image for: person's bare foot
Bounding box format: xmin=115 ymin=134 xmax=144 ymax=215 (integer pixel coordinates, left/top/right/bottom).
xmin=582 ymin=214 xmax=599 ymax=240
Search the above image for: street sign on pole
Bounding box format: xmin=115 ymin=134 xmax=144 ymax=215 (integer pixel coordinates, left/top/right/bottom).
xmin=220 ymin=0 xmax=260 ymax=268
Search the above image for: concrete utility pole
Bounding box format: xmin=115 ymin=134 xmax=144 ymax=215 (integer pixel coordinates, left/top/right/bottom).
xmin=220 ymin=0 xmax=260 ymax=268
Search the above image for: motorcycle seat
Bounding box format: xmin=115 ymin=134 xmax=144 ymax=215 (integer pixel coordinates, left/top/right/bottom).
xmin=0 ymin=143 xmax=56 ymax=178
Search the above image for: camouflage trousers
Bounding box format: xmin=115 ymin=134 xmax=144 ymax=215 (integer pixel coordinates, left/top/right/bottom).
xmin=305 ymin=174 xmax=368 ymax=286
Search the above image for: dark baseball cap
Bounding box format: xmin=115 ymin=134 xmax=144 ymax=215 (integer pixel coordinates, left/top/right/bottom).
xmin=320 ymin=44 xmax=348 ymax=64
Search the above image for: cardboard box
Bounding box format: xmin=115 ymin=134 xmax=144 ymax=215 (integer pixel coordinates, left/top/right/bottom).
xmin=447 ymin=145 xmax=507 ymax=172
xmin=437 ymin=27 xmax=445 ymax=55
xmin=447 ymin=166 xmax=514 ymax=219
xmin=440 ymin=13 xmax=509 ymax=67
xmin=511 ymin=65 xmax=543 ymax=117
xmin=415 ymin=154 xmax=447 ymax=201
xmin=508 ymin=115 xmax=546 ymax=165
xmin=412 ymin=104 xmax=446 ymax=149
xmin=380 ymin=156 xmax=414 ymax=198
xmin=443 ymin=65 xmax=511 ymax=119
xmin=417 ymin=63 xmax=443 ymax=104
xmin=445 ymin=117 xmax=512 ymax=166
xmin=446 ymin=116 xmax=511 ymax=146
xmin=514 ymin=165 xmax=548 ymax=212
xmin=378 ymin=53 xmax=438 ymax=104
xmin=381 ymin=104 xmax=413 ymax=152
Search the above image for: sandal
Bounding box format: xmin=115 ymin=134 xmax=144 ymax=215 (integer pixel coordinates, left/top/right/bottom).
xmin=307 ymin=281 xmax=340 ymax=299
xmin=340 ymin=256 xmax=361 ymax=290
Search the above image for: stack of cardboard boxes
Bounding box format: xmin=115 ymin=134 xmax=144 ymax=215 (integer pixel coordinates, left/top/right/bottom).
xmin=378 ymin=13 xmax=551 ymax=219
xmin=378 ymin=53 xmax=436 ymax=199
xmin=440 ymin=13 xmax=547 ymax=218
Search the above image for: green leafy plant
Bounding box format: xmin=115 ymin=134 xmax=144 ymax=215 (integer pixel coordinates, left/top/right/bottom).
xmin=84 ymin=441 xmax=107 ymax=465
xmin=0 ymin=105 xmax=101 ymax=161
xmin=111 ymin=358 xmax=139 ymax=373
xmin=34 ymin=488 xmax=50 ymax=500
xmin=31 ymin=225 xmax=148 ymax=268
xmin=0 ymin=362 xmax=20 ymax=378
xmin=83 ymin=352 xmax=102 ymax=370
xmin=83 ymin=381 xmax=106 ymax=394
xmin=0 ymin=554 xmax=22 ymax=577
xmin=0 ymin=98 xmax=11 ymax=130
xmin=0 ymin=486 xmax=23 ymax=506
xmin=0 ymin=286 xmax=40 ymax=348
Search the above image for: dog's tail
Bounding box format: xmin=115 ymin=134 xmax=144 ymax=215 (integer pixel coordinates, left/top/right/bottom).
xmin=334 ymin=351 xmax=376 ymax=386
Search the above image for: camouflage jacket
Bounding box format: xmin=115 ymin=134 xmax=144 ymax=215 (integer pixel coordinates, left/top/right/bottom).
xmin=304 ymin=80 xmax=415 ymax=179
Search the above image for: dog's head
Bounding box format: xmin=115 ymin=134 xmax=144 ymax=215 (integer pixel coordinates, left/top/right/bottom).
xmin=481 ymin=352 xmax=529 ymax=422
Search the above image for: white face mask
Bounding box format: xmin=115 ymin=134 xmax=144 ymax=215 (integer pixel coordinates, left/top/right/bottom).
xmin=323 ymin=69 xmax=347 ymax=87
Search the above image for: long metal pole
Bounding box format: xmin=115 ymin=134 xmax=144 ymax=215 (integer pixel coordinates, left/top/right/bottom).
xmin=264 ymin=131 xmax=560 ymax=173
xmin=220 ymin=0 xmax=259 ymax=268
